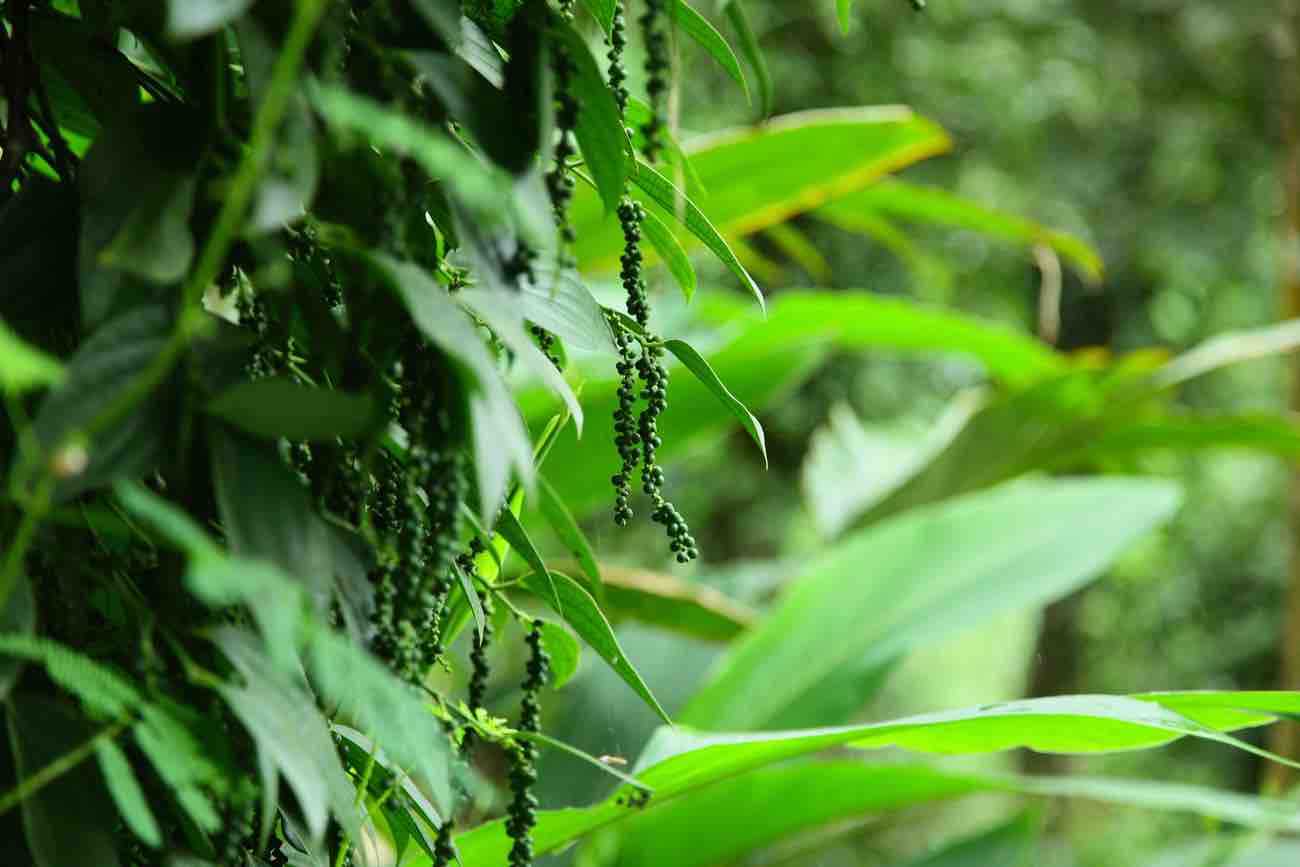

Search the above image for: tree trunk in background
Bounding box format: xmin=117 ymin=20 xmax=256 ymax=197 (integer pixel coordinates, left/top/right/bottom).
xmin=1266 ymin=0 xmax=1300 ymax=795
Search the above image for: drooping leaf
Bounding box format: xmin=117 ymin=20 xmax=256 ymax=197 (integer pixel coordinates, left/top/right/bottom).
xmin=522 ymin=571 xmax=671 ymax=723
xmin=639 ymin=209 xmax=698 ymax=302
xmin=7 ymin=696 xmax=122 ymax=867
xmin=206 ymin=378 xmax=377 ymax=442
xmin=681 ymin=477 xmax=1181 ymax=730
xmin=0 ymin=318 xmax=64 ymax=393
xmin=95 ymin=739 xmax=162 ymax=848
xmin=672 ymin=1 xmax=749 ymax=102
xmin=663 ymin=339 xmax=766 ymax=467
xmin=551 ymin=19 xmax=630 ymax=213
xmin=0 ymin=634 xmax=142 ymax=719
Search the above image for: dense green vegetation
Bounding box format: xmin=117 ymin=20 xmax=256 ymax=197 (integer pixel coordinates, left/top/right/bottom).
xmin=3 ymin=1 xmax=1300 ymax=865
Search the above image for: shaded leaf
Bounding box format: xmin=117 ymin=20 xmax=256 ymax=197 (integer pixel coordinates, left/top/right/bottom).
xmin=207 ymin=378 xmax=377 ymax=442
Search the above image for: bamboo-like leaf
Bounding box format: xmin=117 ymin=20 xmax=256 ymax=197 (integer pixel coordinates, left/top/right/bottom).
xmin=672 ymin=0 xmax=749 ymax=102
xmin=663 ymin=339 xmax=766 ymax=467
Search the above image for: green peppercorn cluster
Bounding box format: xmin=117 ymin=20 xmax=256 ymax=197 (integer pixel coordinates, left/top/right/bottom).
xmin=546 ymin=30 xmax=579 ymax=246
xmin=639 ymin=0 xmax=670 ymax=162
xmin=432 ymin=818 xmax=457 ymax=867
xmin=530 ymin=322 xmax=561 ymax=368
xmin=607 ymin=0 xmax=630 ymax=116
xmin=460 ymin=541 xmax=495 ymax=759
xmin=505 ymin=620 xmax=550 ymax=867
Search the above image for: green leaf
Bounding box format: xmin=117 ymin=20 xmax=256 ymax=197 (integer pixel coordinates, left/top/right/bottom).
xmin=167 ymin=0 xmax=254 ymax=39
xmin=763 ymin=221 xmax=834 ymax=283
xmin=28 ymin=13 xmax=139 ymax=126
xmin=95 ymin=739 xmax=162 ymax=848
xmin=672 ymin=0 xmax=749 ymax=102
xmin=206 ymin=378 xmax=377 ymax=442
xmin=595 ymin=565 xmax=757 ymax=642
xmin=0 ymin=318 xmax=64 ymax=393
xmin=113 ymin=482 xmax=223 ymax=561
xmin=1067 ymin=412 xmax=1300 ymax=465
xmin=836 ymin=0 xmax=854 ymax=33
xmin=7 ymin=696 xmax=122 ymax=867
xmin=681 ymin=477 xmax=1181 ymax=730
xmin=132 ymin=703 xmax=228 ymax=835
xmin=722 ymin=0 xmax=771 ymax=117
xmin=663 ymin=338 xmax=766 ymax=467
xmin=816 ymin=178 xmax=1104 ymax=283
xmin=0 ymin=635 xmax=142 ymax=719
xmin=552 ymin=19 xmax=629 ymax=213
xmin=449 ymin=692 xmax=1300 ymax=865
xmin=639 ymin=209 xmax=697 ymax=302
xmin=539 ymin=621 xmax=581 ymax=688
xmin=626 ymin=158 xmax=763 ymax=309
xmin=521 ymin=571 xmax=671 ymax=723
xmin=536 ymin=474 xmax=603 ymax=597
xmin=332 ymin=725 xmax=442 ymax=859
xmin=213 ymin=628 xmax=357 ymax=845
xmin=454 ymin=559 xmax=488 ymax=643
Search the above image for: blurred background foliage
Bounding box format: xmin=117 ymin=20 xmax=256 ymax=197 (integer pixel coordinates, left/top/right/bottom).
xmin=497 ymin=2 xmax=1300 ymax=864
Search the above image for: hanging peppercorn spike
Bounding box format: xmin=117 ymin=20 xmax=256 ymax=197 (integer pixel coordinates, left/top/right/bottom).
xmin=505 ymin=620 xmax=550 ymax=867
xmin=640 ymin=0 xmax=670 ymax=162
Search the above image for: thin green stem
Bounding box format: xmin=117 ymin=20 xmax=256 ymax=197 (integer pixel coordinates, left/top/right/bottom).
xmin=0 ymin=720 xmax=127 ymax=816
xmin=0 ymin=474 xmax=53 ymax=608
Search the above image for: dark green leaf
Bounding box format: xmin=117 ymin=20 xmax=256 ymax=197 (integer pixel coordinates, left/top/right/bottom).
xmin=28 ymin=13 xmax=139 ymax=126
xmin=639 ymin=209 xmax=697 ymax=302
xmin=133 ymin=703 xmax=226 ymax=835
xmin=0 ymin=634 xmax=142 ymax=719
xmin=521 ymin=570 xmax=670 ymax=723
xmin=7 ymin=696 xmax=121 ymax=867
xmin=206 ymin=378 xmax=377 ymax=442
xmin=663 ymin=338 xmax=766 ymax=467
xmin=552 ymin=19 xmax=630 ymax=213
xmin=672 ymin=0 xmax=749 ymax=102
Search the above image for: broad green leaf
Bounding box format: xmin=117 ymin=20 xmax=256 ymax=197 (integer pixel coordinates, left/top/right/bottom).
xmin=663 ymin=338 xmax=767 ymax=467
xmin=597 ymin=565 xmax=757 ymax=642
xmin=672 ymin=1 xmax=749 ymax=102
xmin=574 ymin=110 xmax=950 ymax=275
xmin=167 ymin=0 xmax=254 ymax=39
xmin=640 ymin=208 xmax=698 ymax=302
xmin=537 ymin=474 xmax=603 ymax=595
xmin=450 ymin=693 xmax=1300 ymax=864
xmin=1066 ymin=412 xmax=1300 ymax=465
xmin=0 ymin=318 xmax=64 ymax=393
xmin=214 ymin=628 xmax=357 ymax=845
xmin=539 ymin=620 xmax=582 ymax=688
xmin=7 ymin=696 xmax=122 ymax=867
xmin=722 ymin=0 xmax=771 ymax=117
xmin=96 ymin=739 xmax=162 ymax=848
xmin=817 ymin=179 xmax=1104 ymax=283
xmin=458 ymin=287 xmax=583 ymax=432
xmin=522 ymin=571 xmax=671 ymax=723
xmin=627 ymin=158 xmax=763 ymax=309
xmin=682 ymin=477 xmax=1181 ymax=730
xmin=206 ymin=378 xmax=377 ymax=442
xmin=371 ymin=255 xmax=534 ymax=519
xmin=552 ymin=19 xmax=629 ymax=213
